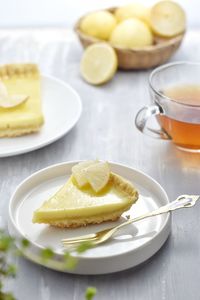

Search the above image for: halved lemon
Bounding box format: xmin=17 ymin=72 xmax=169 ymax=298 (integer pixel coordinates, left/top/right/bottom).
xmin=80 ymin=43 xmax=118 ymax=85
xmin=150 ymin=1 xmax=186 ymax=37
xmin=72 ymin=160 xmax=97 ymax=187
xmin=84 ymin=161 xmax=110 ymax=192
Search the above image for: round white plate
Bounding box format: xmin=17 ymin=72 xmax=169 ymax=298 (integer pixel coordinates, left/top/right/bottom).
xmin=8 ymin=161 xmax=171 ymax=275
xmin=0 ymin=75 xmax=82 ymax=157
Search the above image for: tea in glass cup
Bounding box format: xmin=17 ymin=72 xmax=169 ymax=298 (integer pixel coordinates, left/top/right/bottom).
xmin=135 ymin=62 xmax=200 ymax=152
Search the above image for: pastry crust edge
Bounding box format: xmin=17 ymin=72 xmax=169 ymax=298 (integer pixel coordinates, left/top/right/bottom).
xmin=0 ymin=63 xmax=39 ymax=79
xmin=0 ymin=125 xmax=42 ymax=137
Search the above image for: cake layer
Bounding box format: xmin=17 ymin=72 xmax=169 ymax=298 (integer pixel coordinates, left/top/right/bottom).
xmin=43 ymin=210 xmax=126 ymax=228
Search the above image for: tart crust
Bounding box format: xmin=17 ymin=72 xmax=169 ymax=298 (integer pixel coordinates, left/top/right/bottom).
xmin=0 ymin=64 xmax=39 ymax=79
xmin=0 ymin=126 xmax=42 ymax=137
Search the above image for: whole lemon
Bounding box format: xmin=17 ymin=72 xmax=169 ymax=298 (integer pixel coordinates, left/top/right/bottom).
xmin=110 ymin=18 xmax=153 ymax=48
xmin=80 ymin=11 xmax=117 ymax=40
xmin=115 ymin=3 xmax=150 ymax=25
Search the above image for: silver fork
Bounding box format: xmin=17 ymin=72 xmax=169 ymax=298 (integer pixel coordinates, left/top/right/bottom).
xmin=62 ymin=195 xmax=200 ymax=247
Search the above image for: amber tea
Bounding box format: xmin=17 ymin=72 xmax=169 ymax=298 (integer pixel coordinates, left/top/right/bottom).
xmin=135 ymin=62 xmax=200 ymax=152
xmin=158 ymin=85 xmax=200 ymax=150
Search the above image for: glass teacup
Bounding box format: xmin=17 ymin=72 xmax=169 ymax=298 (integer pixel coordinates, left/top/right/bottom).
xmin=135 ymin=62 xmax=200 ymax=152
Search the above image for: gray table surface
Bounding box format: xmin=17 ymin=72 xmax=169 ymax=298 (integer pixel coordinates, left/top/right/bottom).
xmin=0 ymin=28 xmax=200 ymax=300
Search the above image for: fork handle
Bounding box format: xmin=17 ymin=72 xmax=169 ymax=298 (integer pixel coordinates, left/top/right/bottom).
xmin=115 ymin=194 xmax=200 ymax=232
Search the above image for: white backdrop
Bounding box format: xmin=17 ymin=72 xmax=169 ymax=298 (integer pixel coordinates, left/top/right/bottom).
xmin=0 ymin=0 xmax=198 ymax=28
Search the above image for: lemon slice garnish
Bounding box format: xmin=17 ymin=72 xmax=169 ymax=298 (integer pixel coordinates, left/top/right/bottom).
xmin=84 ymin=161 xmax=110 ymax=193
xmin=80 ymin=43 xmax=118 ymax=85
xmin=1 ymin=95 xmax=29 ymax=108
xmin=72 ymin=160 xmax=98 ymax=187
xmin=0 ymin=81 xmax=8 ymax=99
xmin=150 ymin=1 xmax=186 ymax=38
xmin=0 ymin=81 xmax=29 ymax=108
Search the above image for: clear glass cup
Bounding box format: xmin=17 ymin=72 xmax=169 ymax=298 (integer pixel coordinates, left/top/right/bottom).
xmin=135 ymin=62 xmax=200 ymax=152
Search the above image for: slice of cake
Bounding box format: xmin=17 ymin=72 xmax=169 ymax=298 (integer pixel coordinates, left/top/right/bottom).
xmin=0 ymin=64 xmax=44 ymax=137
xmin=33 ymin=161 xmax=138 ymax=228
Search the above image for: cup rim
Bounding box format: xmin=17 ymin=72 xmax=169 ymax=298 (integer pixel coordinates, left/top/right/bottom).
xmin=149 ymin=61 xmax=200 ymax=108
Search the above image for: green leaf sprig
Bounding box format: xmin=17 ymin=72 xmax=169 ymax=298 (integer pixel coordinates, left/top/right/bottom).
xmin=0 ymin=229 xmax=97 ymax=299
xmin=85 ymin=287 xmax=97 ymax=300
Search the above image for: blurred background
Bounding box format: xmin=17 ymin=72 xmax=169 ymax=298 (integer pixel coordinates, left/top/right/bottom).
xmin=0 ymin=0 xmax=197 ymax=28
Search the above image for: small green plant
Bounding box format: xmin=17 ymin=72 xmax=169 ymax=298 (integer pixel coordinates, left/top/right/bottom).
xmin=0 ymin=230 xmax=16 ymax=300
xmin=85 ymin=287 xmax=97 ymax=300
xmin=0 ymin=229 xmax=97 ymax=300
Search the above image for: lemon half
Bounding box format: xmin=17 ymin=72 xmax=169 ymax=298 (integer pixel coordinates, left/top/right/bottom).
xmin=80 ymin=43 xmax=118 ymax=85
xmin=150 ymin=1 xmax=186 ymax=37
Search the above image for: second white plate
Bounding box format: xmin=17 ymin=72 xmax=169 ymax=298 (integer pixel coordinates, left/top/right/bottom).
xmin=8 ymin=161 xmax=171 ymax=275
xmin=0 ymin=75 xmax=82 ymax=157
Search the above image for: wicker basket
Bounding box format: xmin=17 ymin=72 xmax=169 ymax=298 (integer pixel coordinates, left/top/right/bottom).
xmin=74 ymin=8 xmax=185 ymax=70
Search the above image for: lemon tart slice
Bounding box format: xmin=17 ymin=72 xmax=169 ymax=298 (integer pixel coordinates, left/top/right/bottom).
xmin=33 ymin=162 xmax=138 ymax=228
xmin=0 ymin=64 xmax=44 ymax=137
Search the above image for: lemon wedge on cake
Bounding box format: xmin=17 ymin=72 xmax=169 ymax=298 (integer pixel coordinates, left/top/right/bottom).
xmin=0 ymin=80 xmax=29 ymax=108
xmin=33 ymin=161 xmax=138 ymax=228
xmin=72 ymin=160 xmax=98 ymax=187
xmin=84 ymin=161 xmax=110 ymax=193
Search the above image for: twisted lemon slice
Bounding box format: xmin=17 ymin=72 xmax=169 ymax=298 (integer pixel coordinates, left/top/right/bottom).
xmin=33 ymin=161 xmax=138 ymax=228
xmin=72 ymin=160 xmax=98 ymax=187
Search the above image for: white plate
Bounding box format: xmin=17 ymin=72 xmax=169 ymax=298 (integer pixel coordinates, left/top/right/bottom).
xmin=0 ymin=75 xmax=82 ymax=157
xmin=8 ymin=161 xmax=171 ymax=275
